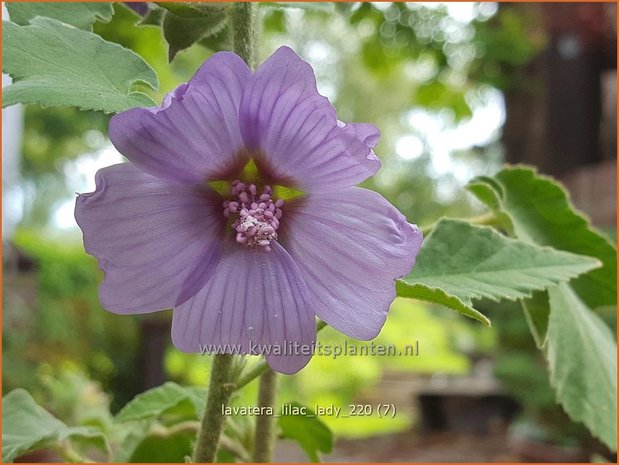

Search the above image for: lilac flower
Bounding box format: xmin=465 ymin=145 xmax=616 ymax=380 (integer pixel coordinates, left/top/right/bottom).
xmin=75 ymin=47 xmax=423 ymax=374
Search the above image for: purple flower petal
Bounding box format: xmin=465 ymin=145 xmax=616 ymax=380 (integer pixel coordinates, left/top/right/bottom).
xmin=75 ymin=163 xmax=224 ymax=314
xmin=78 ymin=46 xmax=424 ymax=374
xmin=344 ymin=122 xmax=381 ymax=148
xmin=109 ymin=52 xmax=251 ymax=184
xmin=280 ymin=187 xmax=423 ymax=340
xmin=239 ymin=46 xmax=381 ymax=193
xmin=171 ymin=241 xmax=316 ymax=374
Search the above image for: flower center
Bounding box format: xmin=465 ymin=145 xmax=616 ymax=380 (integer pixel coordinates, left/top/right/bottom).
xmin=223 ymin=180 xmax=284 ymax=252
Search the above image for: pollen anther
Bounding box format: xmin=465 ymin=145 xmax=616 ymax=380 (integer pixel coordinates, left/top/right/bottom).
xmin=223 ymin=180 xmax=283 ymax=252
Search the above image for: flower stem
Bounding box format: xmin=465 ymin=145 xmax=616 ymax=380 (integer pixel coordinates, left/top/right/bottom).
xmin=193 ymin=354 xmax=236 ymax=463
xmin=231 ymin=2 xmax=256 ymax=68
xmin=235 ymin=358 xmax=271 ymax=390
xmin=252 ymin=369 xmax=278 ymax=462
xmin=192 ymin=5 xmax=257 ymax=462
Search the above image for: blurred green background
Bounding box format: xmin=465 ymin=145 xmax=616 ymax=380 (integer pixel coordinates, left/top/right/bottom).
xmin=3 ymin=2 xmax=616 ymax=462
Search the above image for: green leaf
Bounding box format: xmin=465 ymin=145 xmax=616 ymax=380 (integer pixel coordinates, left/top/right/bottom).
xmin=395 ymin=281 xmax=491 ymax=326
xmin=467 ymin=175 xmax=505 ymax=210
xmin=6 ymin=2 xmax=113 ymax=30
xmin=2 ymin=389 xmax=107 ymax=463
xmin=466 ymin=177 xmax=513 ymax=232
xmin=278 ymin=403 xmax=333 ymax=462
xmin=115 ymin=382 xmax=198 ymax=423
xmin=398 ymin=219 xmax=600 ymax=322
xmin=57 ymin=426 xmax=109 ymax=456
xmin=159 ymin=6 xmax=227 ymax=61
xmin=126 ymin=428 xmax=195 ymax=463
xmin=468 ymin=166 xmax=618 ymax=452
xmin=3 ymin=389 xmax=65 ymax=462
xmin=521 ymin=290 xmax=551 ymax=348
xmin=137 ymin=7 xmax=165 ymax=27
xmin=183 ymin=386 xmax=208 ymax=417
xmin=113 ymin=432 xmax=146 ymax=463
xmin=114 ymin=420 xmax=198 ymax=463
xmin=197 ymin=26 xmax=231 ymax=53
xmin=546 ymin=284 xmax=617 ymax=451
xmin=468 ymin=166 xmax=617 ymax=309
xmin=2 ymin=18 xmax=158 ymax=113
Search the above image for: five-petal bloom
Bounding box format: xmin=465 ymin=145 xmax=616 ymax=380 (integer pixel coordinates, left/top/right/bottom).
xmin=75 ymin=46 xmax=423 ymax=374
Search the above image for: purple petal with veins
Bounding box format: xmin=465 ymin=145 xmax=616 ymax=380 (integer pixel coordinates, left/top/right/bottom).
xmin=75 ymin=46 xmax=423 ymax=374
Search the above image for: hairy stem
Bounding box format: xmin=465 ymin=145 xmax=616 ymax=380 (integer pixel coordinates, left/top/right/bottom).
xmin=235 ymin=359 xmax=271 ymax=391
xmin=193 ymin=354 xmax=235 ymax=463
xmin=192 ymin=5 xmax=258 ymax=462
xmin=231 ymin=2 xmax=256 ymax=68
xmin=252 ymin=369 xmax=279 ymax=462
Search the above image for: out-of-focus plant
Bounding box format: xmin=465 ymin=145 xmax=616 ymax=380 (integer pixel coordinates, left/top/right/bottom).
xmin=491 ymin=302 xmax=590 ymax=447
xmin=4 ymin=230 xmax=141 ymax=409
xmin=14 ymin=2 xmax=541 ymax=229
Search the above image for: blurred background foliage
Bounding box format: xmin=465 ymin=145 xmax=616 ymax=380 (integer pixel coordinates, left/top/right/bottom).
xmin=17 ymin=1 xmax=535 ymax=231
xmin=3 ymin=1 xmax=615 ymax=461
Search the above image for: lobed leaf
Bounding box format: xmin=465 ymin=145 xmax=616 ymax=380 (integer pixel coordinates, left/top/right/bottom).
xmin=466 ymin=177 xmax=513 ymax=233
xmin=115 ymin=382 xmax=199 ymax=423
xmin=2 ymin=17 xmax=158 ymax=113
xmin=398 ymin=219 xmax=599 ymax=324
xmin=546 ymin=284 xmax=617 ymax=451
xmin=2 ymin=389 xmax=107 ymax=463
xmin=162 ymin=8 xmax=227 ymax=61
xmin=467 ymin=166 xmax=617 ymax=309
xmin=6 ymin=2 xmax=113 ymax=30
xmin=154 ymin=3 xmax=228 ymax=60
xmin=395 ymin=281 xmax=491 ymax=326
xmin=467 ymin=166 xmax=617 ymax=448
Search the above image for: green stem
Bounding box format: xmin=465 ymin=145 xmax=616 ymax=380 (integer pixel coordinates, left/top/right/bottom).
xmin=192 ymin=5 xmax=258 ymax=462
xmin=230 ymin=2 xmax=256 ymax=68
xmin=236 ymin=359 xmax=271 ymax=390
xmin=252 ymin=369 xmax=278 ymax=462
xmin=193 ymin=354 xmax=236 ymax=463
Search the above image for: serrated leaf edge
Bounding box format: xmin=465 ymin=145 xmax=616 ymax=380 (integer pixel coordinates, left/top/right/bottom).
xmin=396 ymin=280 xmax=491 ymax=326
